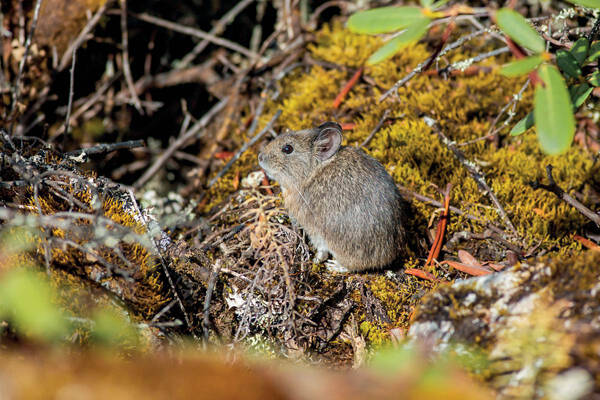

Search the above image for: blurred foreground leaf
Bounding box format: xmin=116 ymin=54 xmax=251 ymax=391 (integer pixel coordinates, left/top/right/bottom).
xmin=500 ymin=54 xmax=543 ymax=76
xmin=0 ymin=268 xmax=69 ymax=342
xmin=534 ymin=65 xmax=575 ymax=155
xmin=496 ymin=8 xmax=545 ymax=53
xmin=367 ymin=20 xmax=430 ymax=65
xmin=347 ymin=6 xmax=427 ymax=34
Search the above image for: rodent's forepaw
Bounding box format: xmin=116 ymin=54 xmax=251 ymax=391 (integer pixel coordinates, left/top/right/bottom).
xmin=325 ymin=260 xmax=348 ymax=274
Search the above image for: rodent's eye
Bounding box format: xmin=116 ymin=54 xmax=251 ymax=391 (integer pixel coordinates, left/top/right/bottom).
xmin=281 ymin=144 xmax=294 ymax=154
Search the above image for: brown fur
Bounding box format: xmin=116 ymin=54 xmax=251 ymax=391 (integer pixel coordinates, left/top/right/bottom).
xmin=258 ymin=122 xmax=407 ymax=271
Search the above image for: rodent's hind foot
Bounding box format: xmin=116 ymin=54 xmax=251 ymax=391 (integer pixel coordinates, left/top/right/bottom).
xmin=313 ymin=249 xmax=329 ymax=264
xmin=325 ymin=259 xmax=349 ymax=274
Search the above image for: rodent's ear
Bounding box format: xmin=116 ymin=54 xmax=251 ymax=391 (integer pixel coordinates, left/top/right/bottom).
xmin=314 ymin=122 xmax=342 ymax=161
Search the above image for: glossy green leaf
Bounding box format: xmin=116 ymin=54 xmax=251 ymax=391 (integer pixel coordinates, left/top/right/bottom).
xmin=500 ymin=55 xmax=543 ymax=77
xmin=569 ymin=83 xmax=593 ymax=108
xmin=367 ymin=21 xmax=430 ymax=65
xmin=556 ymin=50 xmax=583 ymax=78
xmin=588 ymin=70 xmax=600 ymax=86
xmin=534 ymin=64 xmax=575 ymax=155
xmin=510 ymin=112 xmax=534 ymax=136
xmin=570 ymin=37 xmax=589 ymax=65
xmin=496 ymin=8 xmax=545 ymax=53
xmin=564 ymin=0 xmax=600 ymax=8
xmin=347 ymin=6 xmax=427 ymax=34
xmin=586 ymin=41 xmax=600 ymax=63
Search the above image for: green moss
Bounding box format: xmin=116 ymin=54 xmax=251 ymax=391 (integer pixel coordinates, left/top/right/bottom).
xmin=359 ymin=320 xmax=390 ymax=347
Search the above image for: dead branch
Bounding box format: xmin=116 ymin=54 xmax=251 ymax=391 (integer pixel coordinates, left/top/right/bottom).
xmin=58 ymin=0 xmax=112 ymax=71
xmin=9 ymin=0 xmax=43 ymax=125
xmin=120 ymin=0 xmax=144 ymax=114
xmin=207 ymin=109 xmax=282 ymax=188
xmin=423 ymin=116 xmax=517 ymax=235
xmin=134 ymin=96 xmax=229 ymax=189
xmin=530 ymin=165 xmax=600 ymax=228
xmin=132 ymin=12 xmax=259 ymax=60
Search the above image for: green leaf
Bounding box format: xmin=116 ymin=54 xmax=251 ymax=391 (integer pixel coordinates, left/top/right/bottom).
xmin=420 ymin=0 xmax=433 ymax=7
xmin=556 ymin=50 xmax=583 ymax=78
xmin=586 ymin=41 xmax=600 ymax=63
xmin=510 ymin=112 xmax=534 ymax=136
xmin=347 ymin=6 xmax=427 ymax=34
xmin=534 ymin=64 xmax=575 ymax=155
xmin=569 ymin=83 xmax=593 ymax=108
xmin=570 ymin=37 xmax=589 ymax=65
xmin=431 ymin=0 xmax=450 ymax=9
xmin=588 ymin=70 xmax=600 ymax=86
xmin=496 ymin=8 xmax=545 ymax=53
xmin=91 ymin=308 xmax=138 ymax=347
xmin=0 ymin=269 xmax=69 ymax=342
xmin=367 ymin=21 xmax=430 ymax=65
xmin=500 ymin=55 xmax=543 ymax=77
xmin=564 ymin=0 xmax=600 ymax=8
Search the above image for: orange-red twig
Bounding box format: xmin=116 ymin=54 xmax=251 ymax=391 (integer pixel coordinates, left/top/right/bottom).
xmin=332 ymin=66 xmax=364 ymax=109
xmin=426 ymin=184 xmax=452 ymax=266
xmin=261 ymin=174 xmax=273 ymax=195
xmin=340 ymin=122 xmax=356 ymax=131
xmin=444 ymin=260 xmax=493 ymax=276
xmin=405 ymin=268 xmax=437 ymax=282
xmin=574 ymin=235 xmax=600 ymax=252
xmin=214 ymin=151 xmax=235 ymax=160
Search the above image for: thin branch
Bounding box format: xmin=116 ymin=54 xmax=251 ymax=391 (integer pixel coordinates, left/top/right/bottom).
xmin=208 ymin=109 xmax=282 ymax=188
xmin=530 ymin=165 xmax=600 ymax=227
xmin=63 ymin=49 xmax=77 ymax=144
xmin=360 ymin=109 xmax=391 ymax=148
xmin=127 ymin=190 xmax=199 ymax=340
xmin=120 ymin=0 xmax=144 ymax=114
xmin=423 ymin=116 xmax=517 ymax=235
xmin=380 ymin=28 xmax=490 ymax=101
xmin=9 ymin=0 xmax=43 ymax=127
xmin=202 ymin=261 xmax=222 ymax=341
xmin=58 ymin=0 xmax=111 ymax=71
xmin=179 ymin=0 xmax=255 ymax=69
xmin=134 ymin=96 xmax=229 ymax=189
xmin=66 ymin=140 xmax=145 ymax=158
xmin=132 ymin=12 xmax=259 ymax=60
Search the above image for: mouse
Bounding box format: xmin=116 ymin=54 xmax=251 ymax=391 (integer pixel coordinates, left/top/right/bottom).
xmin=258 ymin=121 xmax=407 ymax=272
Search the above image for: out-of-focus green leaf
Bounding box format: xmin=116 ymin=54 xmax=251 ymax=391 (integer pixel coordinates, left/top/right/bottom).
xmin=370 ymin=345 xmax=417 ymax=376
xmin=0 ymin=269 xmax=69 ymax=341
xmin=534 ymin=64 xmax=575 ymax=155
xmin=347 ymin=6 xmax=427 ymax=34
xmin=430 ymin=0 xmax=450 ymax=9
xmin=570 ymin=37 xmax=589 ymax=65
xmin=500 ymin=55 xmax=543 ymax=77
xmin=569 ymin=83 xmax=593 ymax=108
xmin=588 ymin=70 xmax=600 ymax=86
xmin=420 ymin=0 xmax=433 ymax=7
xmin=586 ymin=41 xmax=600 ymax=63
xmin=367 ymin=20 xmax=430 ymax=65
xmin=564 ymin=0 xmax=600 ymax=8
xmin=496 ymin=8 xmax=545 ymax=53
xmin=510 ymin=112 xmax=534 ymax=136
xmin=556 ymin=50 xmax=583 ymax=78
xmin=91 ymin=308 xmax=138 ymax=346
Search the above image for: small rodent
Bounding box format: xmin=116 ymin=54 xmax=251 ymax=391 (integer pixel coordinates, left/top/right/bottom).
xmin=258 ymin=121 xmax=407 ymax=272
